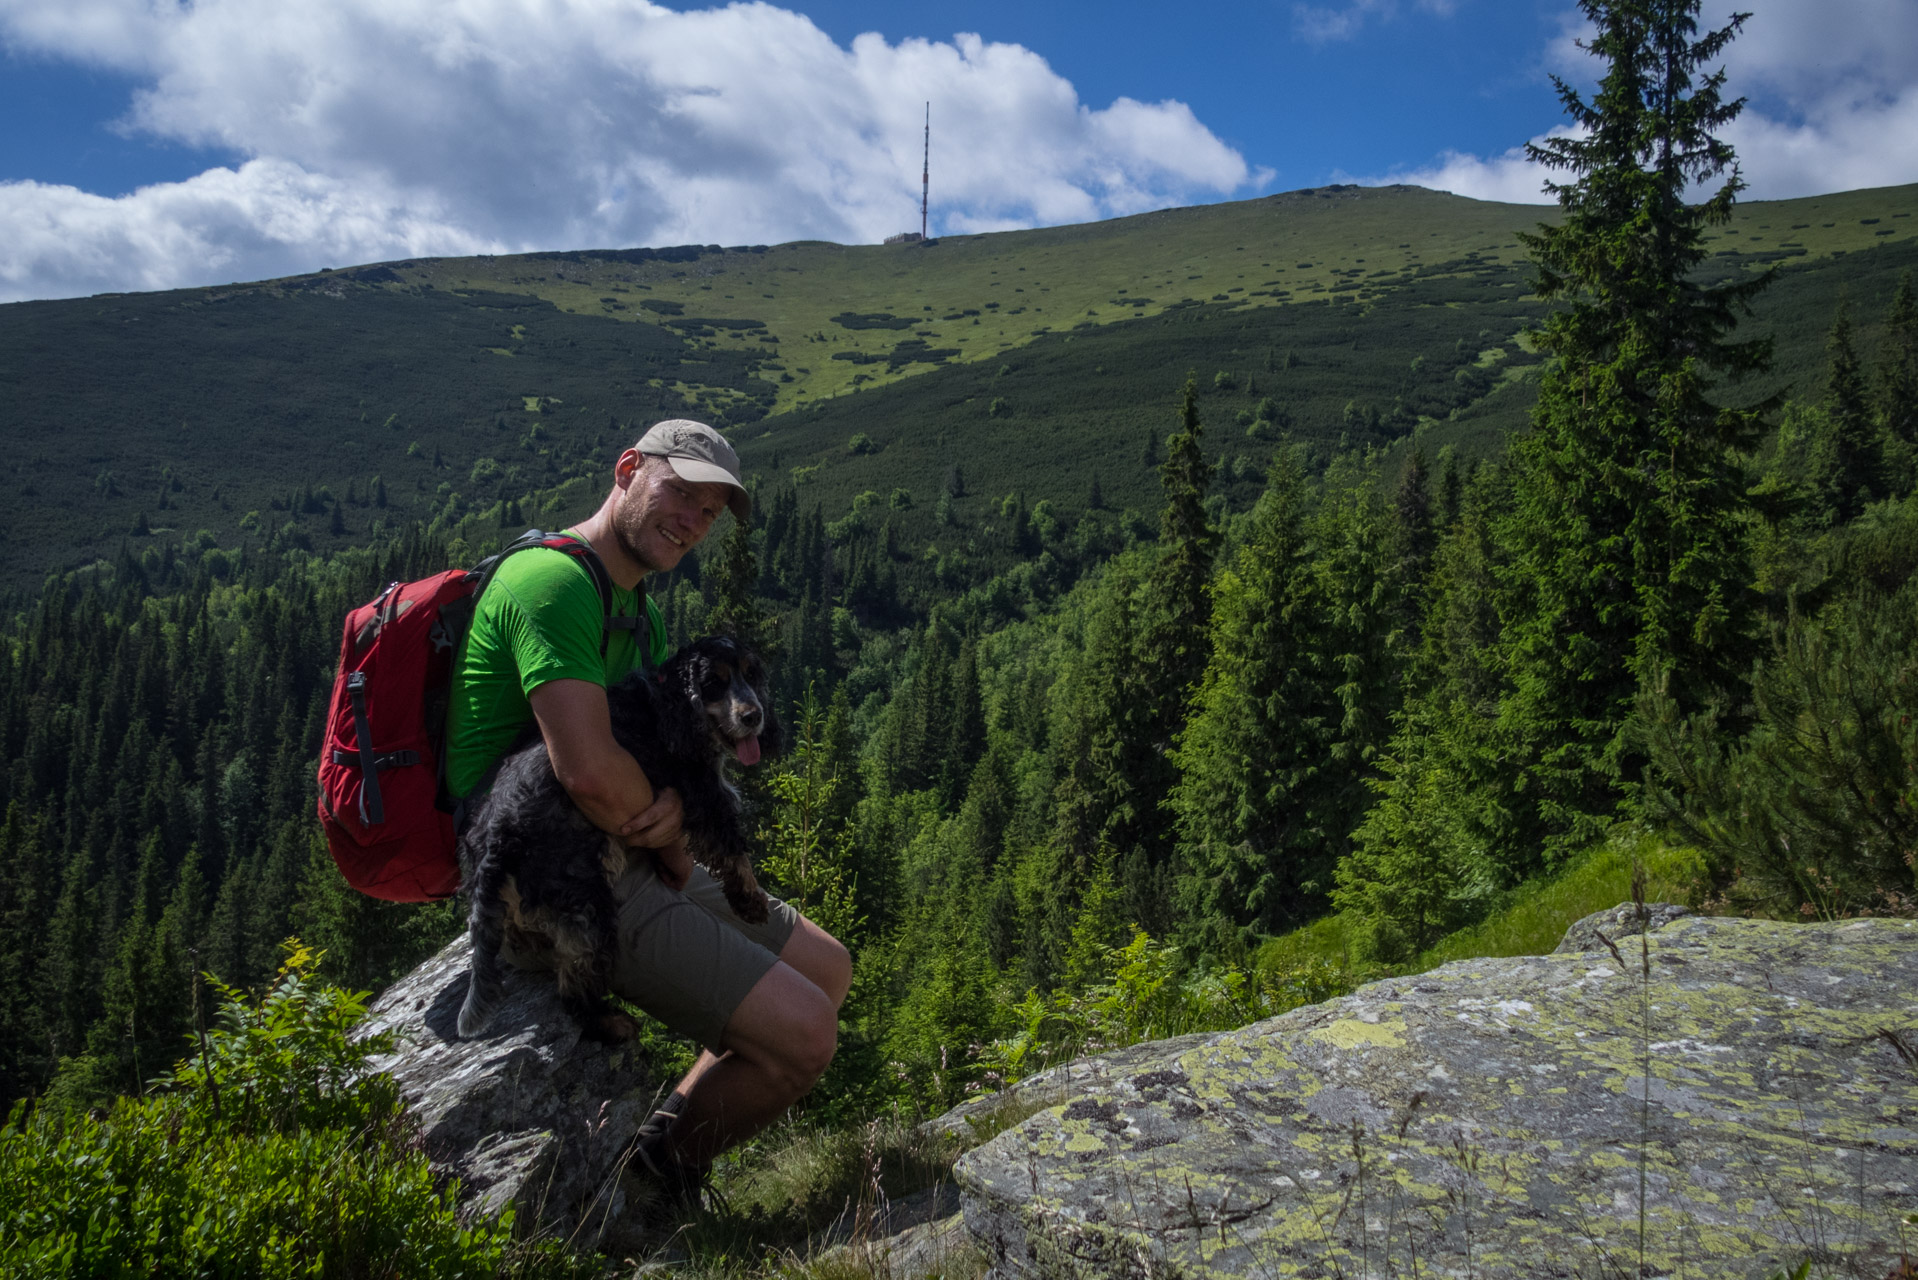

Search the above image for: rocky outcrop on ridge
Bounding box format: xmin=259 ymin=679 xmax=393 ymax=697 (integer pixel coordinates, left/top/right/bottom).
xmin=355 ymin=932 xmax=662 ymax=1248
xmin=949 ymin=911 xmax=1918 ymax=1279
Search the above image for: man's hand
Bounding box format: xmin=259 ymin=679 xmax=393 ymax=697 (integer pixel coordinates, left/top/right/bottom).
xmin=622 ymin=786 xmax=684 ymax=849
xmin=626 ymin=789 xmax=691 ymax=889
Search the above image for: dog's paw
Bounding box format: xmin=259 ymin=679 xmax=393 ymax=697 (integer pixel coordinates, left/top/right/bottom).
xmin=457 ymin=984 xmax=499 ymax=1039
xmin=585 ymin=1010 xmax=640 ymax=1043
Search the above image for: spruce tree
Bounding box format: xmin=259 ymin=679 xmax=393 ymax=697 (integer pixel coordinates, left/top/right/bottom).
xmin=1394 ymin=445 xmax=1435 ymax=650
xmin=706 ymin=510 xmax=765 ymax=650
xmin=1108 ymin=377 xmax=1219 ymax=918
xmin=1170 ymin=449 xmax=1330 ymax=949
xmin=939 ymin=638 xmax=986 ymax=809
xmin=1150 ymin=378 xmax=1219 ymax=665
xmin=1879 ymin=271 xmax=1918 ymax=452
xmin=1312 ymin=463 xmax=1407 ymax=820
xmin=1497 ymin=0 xmax=1769 ymax=853
xmin=1810 ymin=304 xmax=1884 ymax=521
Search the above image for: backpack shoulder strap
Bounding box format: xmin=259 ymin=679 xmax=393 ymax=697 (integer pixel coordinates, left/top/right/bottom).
xmin=470 ymin=529 xmax=638 ymax=659
xmin=561 ymin=539 xmax=653 ymax=668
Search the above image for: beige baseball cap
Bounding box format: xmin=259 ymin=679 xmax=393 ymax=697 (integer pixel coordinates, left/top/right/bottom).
xmin=635 ymin=419 xmax=750 ymax=521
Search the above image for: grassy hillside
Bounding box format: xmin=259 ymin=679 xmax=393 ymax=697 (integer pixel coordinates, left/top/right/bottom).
xmin=1 ymin=182 xmax=1913 ymax=588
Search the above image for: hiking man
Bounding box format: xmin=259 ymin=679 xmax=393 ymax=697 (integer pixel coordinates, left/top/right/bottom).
xmin=444 ymin=419 xmax=849 ymax=1191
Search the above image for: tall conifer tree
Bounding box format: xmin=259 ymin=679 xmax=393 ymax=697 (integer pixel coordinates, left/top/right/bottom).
xmin=1115 ymin=378 xmax=1220 ymax=918
xmin=1810 ymin=305 xmax=1884 ymax=521
xmin=707 ymin=509 xmax=765 ymax=650
xmin=1879 ymin=271 xmax=1918 ymax=451
xmin=1497 ymin=0 xmax=1769 ymax=852
xmin=1170 ymin=450 xmax=1325 ymax=948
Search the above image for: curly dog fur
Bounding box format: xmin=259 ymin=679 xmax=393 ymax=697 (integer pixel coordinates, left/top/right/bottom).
xmin=456 ymin=635 xmax=780 ymax=1040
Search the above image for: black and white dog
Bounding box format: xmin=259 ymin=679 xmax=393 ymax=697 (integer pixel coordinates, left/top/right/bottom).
xmin=456 ymin=635 xmax=780 ymax=1040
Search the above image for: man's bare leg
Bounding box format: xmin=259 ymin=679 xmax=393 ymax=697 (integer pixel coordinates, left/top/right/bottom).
xmin=662 ymin=917 xmax=851 ymax=1168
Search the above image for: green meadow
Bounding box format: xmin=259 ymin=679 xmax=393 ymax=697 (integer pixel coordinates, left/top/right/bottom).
xmin=1 ymin=181 xmax=1914 ymax=588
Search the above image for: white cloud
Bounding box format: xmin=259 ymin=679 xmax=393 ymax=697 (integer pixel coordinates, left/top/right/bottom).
xmin=1368 ymin=0 xmax=1918 ymax=206
xmin=1291 ymin=0 xmax=1455 ymax=47
xmin=1712 ymin=0 xmax=1918 ymax=199
xmin=1362 ymin=139 xmax=1560 ymax=206
xmin=0 ymin=0 xmax=1257 ymax=302
xmin=0 ymin=161 xmax=498 ymax=300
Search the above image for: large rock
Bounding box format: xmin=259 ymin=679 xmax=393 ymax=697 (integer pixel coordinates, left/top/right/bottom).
xmin=1553 ymin=900 xmax=1691 ymax=955
xmin=355 ymin=933 xmax=662 ymax=1247
xmin=952 ymin=913 xmax=1918 ymax=1279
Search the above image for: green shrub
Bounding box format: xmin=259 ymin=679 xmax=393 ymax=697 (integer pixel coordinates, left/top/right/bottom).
xmin=0 ymin=942 xmax=563 ymax=1279
xmin=976 ymin=928 xmax=1349 ymax=1089
xmin=1644 ymin=582 xmax=1918 ymax=918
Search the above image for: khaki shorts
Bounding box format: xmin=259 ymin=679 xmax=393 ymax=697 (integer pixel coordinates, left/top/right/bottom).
xmin=604 ymin=858 xmax=798 ymax=1050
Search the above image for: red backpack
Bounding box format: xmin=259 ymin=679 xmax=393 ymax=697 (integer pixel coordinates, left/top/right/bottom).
xmin=316 ymin=531 xmax=635 ymax=902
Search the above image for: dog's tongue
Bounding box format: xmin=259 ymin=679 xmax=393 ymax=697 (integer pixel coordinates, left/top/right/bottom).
xmin=734 ymin=735 xmax=762 ymax=766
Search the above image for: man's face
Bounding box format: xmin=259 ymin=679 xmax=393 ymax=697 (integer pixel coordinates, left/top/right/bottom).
xmin=612 ymin=452 xmax=730 ymax=574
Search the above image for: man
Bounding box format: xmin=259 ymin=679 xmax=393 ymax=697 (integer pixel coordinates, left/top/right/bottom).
xmin=445 ymin=418 xmax=850 ymax=1191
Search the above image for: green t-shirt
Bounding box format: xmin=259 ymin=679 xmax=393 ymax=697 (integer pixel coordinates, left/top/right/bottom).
xmin=445 ymin=537 xmax=668 ymax=799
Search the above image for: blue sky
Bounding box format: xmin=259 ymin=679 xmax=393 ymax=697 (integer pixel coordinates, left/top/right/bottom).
xmin=0 ymin=1 xmax=1570 ymax=198
xmin=1 ymin=0 xmax=1913 ymax=302
xmin=732 ymin=1 xmax=1575 ymax=191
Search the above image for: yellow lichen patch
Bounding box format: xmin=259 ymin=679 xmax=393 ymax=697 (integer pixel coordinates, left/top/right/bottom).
xmin=1311 ymin=1018 xmax=1407 ymax=1051
xmin=1061 ymin=1129 xmax=1106 ymax=1154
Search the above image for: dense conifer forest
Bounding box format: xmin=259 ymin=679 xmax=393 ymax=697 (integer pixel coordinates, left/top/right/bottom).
xmin=3 ymin=258 xmax=1913 ymax=1114
xmin=4 ymin=2 xmax=1918 ymax=1271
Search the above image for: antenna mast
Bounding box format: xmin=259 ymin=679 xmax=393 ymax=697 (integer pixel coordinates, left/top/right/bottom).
xmin=921 ymin=102 xmax=929 ymax=241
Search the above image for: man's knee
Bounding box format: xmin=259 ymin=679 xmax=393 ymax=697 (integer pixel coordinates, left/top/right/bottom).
xmin=783 ymin=1007 xmax=837 ymax=1091
xmin=724 ymin=962 xmax=838 ymax=1095
xmin=783 ymin=918 xmax=853 ymax=1009
xmin=814 ymin=933 xmax=852 ymax=1010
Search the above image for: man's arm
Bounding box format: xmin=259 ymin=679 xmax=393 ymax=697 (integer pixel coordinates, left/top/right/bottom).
xmin=527 ymin=678 xmax=692 ymax=885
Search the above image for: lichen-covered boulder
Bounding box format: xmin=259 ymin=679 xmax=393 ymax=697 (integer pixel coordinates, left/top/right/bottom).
xmin=355 ymin=932 xmax=661 ymax=1246
xmin=1554 ymin=900 xmax=1691 ymax=954
xmin=953 ymin=914 xmax=1918 ymax=1279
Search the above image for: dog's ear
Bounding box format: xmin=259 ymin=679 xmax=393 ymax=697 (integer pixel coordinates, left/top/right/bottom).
xmin=758 ymin=684 xmax=784 ymax=760
xmin=679 ymin=648 xmax=709 ymax=707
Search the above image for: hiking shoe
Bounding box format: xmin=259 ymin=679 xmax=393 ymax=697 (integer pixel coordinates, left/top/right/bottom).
xmin=623 ymin=1147 xmax=711 ymax=1212
xmin=621 ymin=1091 xmax=710 ymax=1210
xmin=622 ymin=1091 xmax=685 ymax=1171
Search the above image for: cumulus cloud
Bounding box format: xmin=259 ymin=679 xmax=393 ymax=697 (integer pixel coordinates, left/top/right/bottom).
xmin=1399 ymin=0 xmax=1918 ymax=205
xmin=0 ymin=0 xmax=1257 ymax=301
xmin=1364 ymin=137 xmax=1562 ymax=207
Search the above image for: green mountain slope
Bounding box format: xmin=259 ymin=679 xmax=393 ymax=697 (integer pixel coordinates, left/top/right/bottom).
xmin=1 ymin=182 xmax=1913 ymax=587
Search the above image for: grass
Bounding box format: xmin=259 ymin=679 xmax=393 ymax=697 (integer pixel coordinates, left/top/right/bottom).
xmin=1254 ymin=827 xmax=1708 ymax=981
xmin=642 ymin=1113 xmax=984 ymax=1280
xmin=1411 ymin=830 xmax=1704 ymax=970
xmin=402 ymin=183 xmax=1918 ymax=415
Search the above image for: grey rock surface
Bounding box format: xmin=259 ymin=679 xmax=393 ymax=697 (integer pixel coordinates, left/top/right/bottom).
xmin=1554 ymin=900 xmax=1692 ymax=954
xmin=951 ymin=913 xmax=1918 ymax=1279
xmin=356 ymin=932 xmax=662 ymax=1247
xmin=814 ymin=1184 xmax=980 ymax=1278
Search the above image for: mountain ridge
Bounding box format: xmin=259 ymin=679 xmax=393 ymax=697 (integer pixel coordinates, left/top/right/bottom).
xmin=1 ymin=181 xmax=1913 ymax=587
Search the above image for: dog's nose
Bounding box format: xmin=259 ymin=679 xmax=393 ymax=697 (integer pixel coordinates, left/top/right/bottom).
xmin=737 ymin=702 xmax=762 ymax=730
